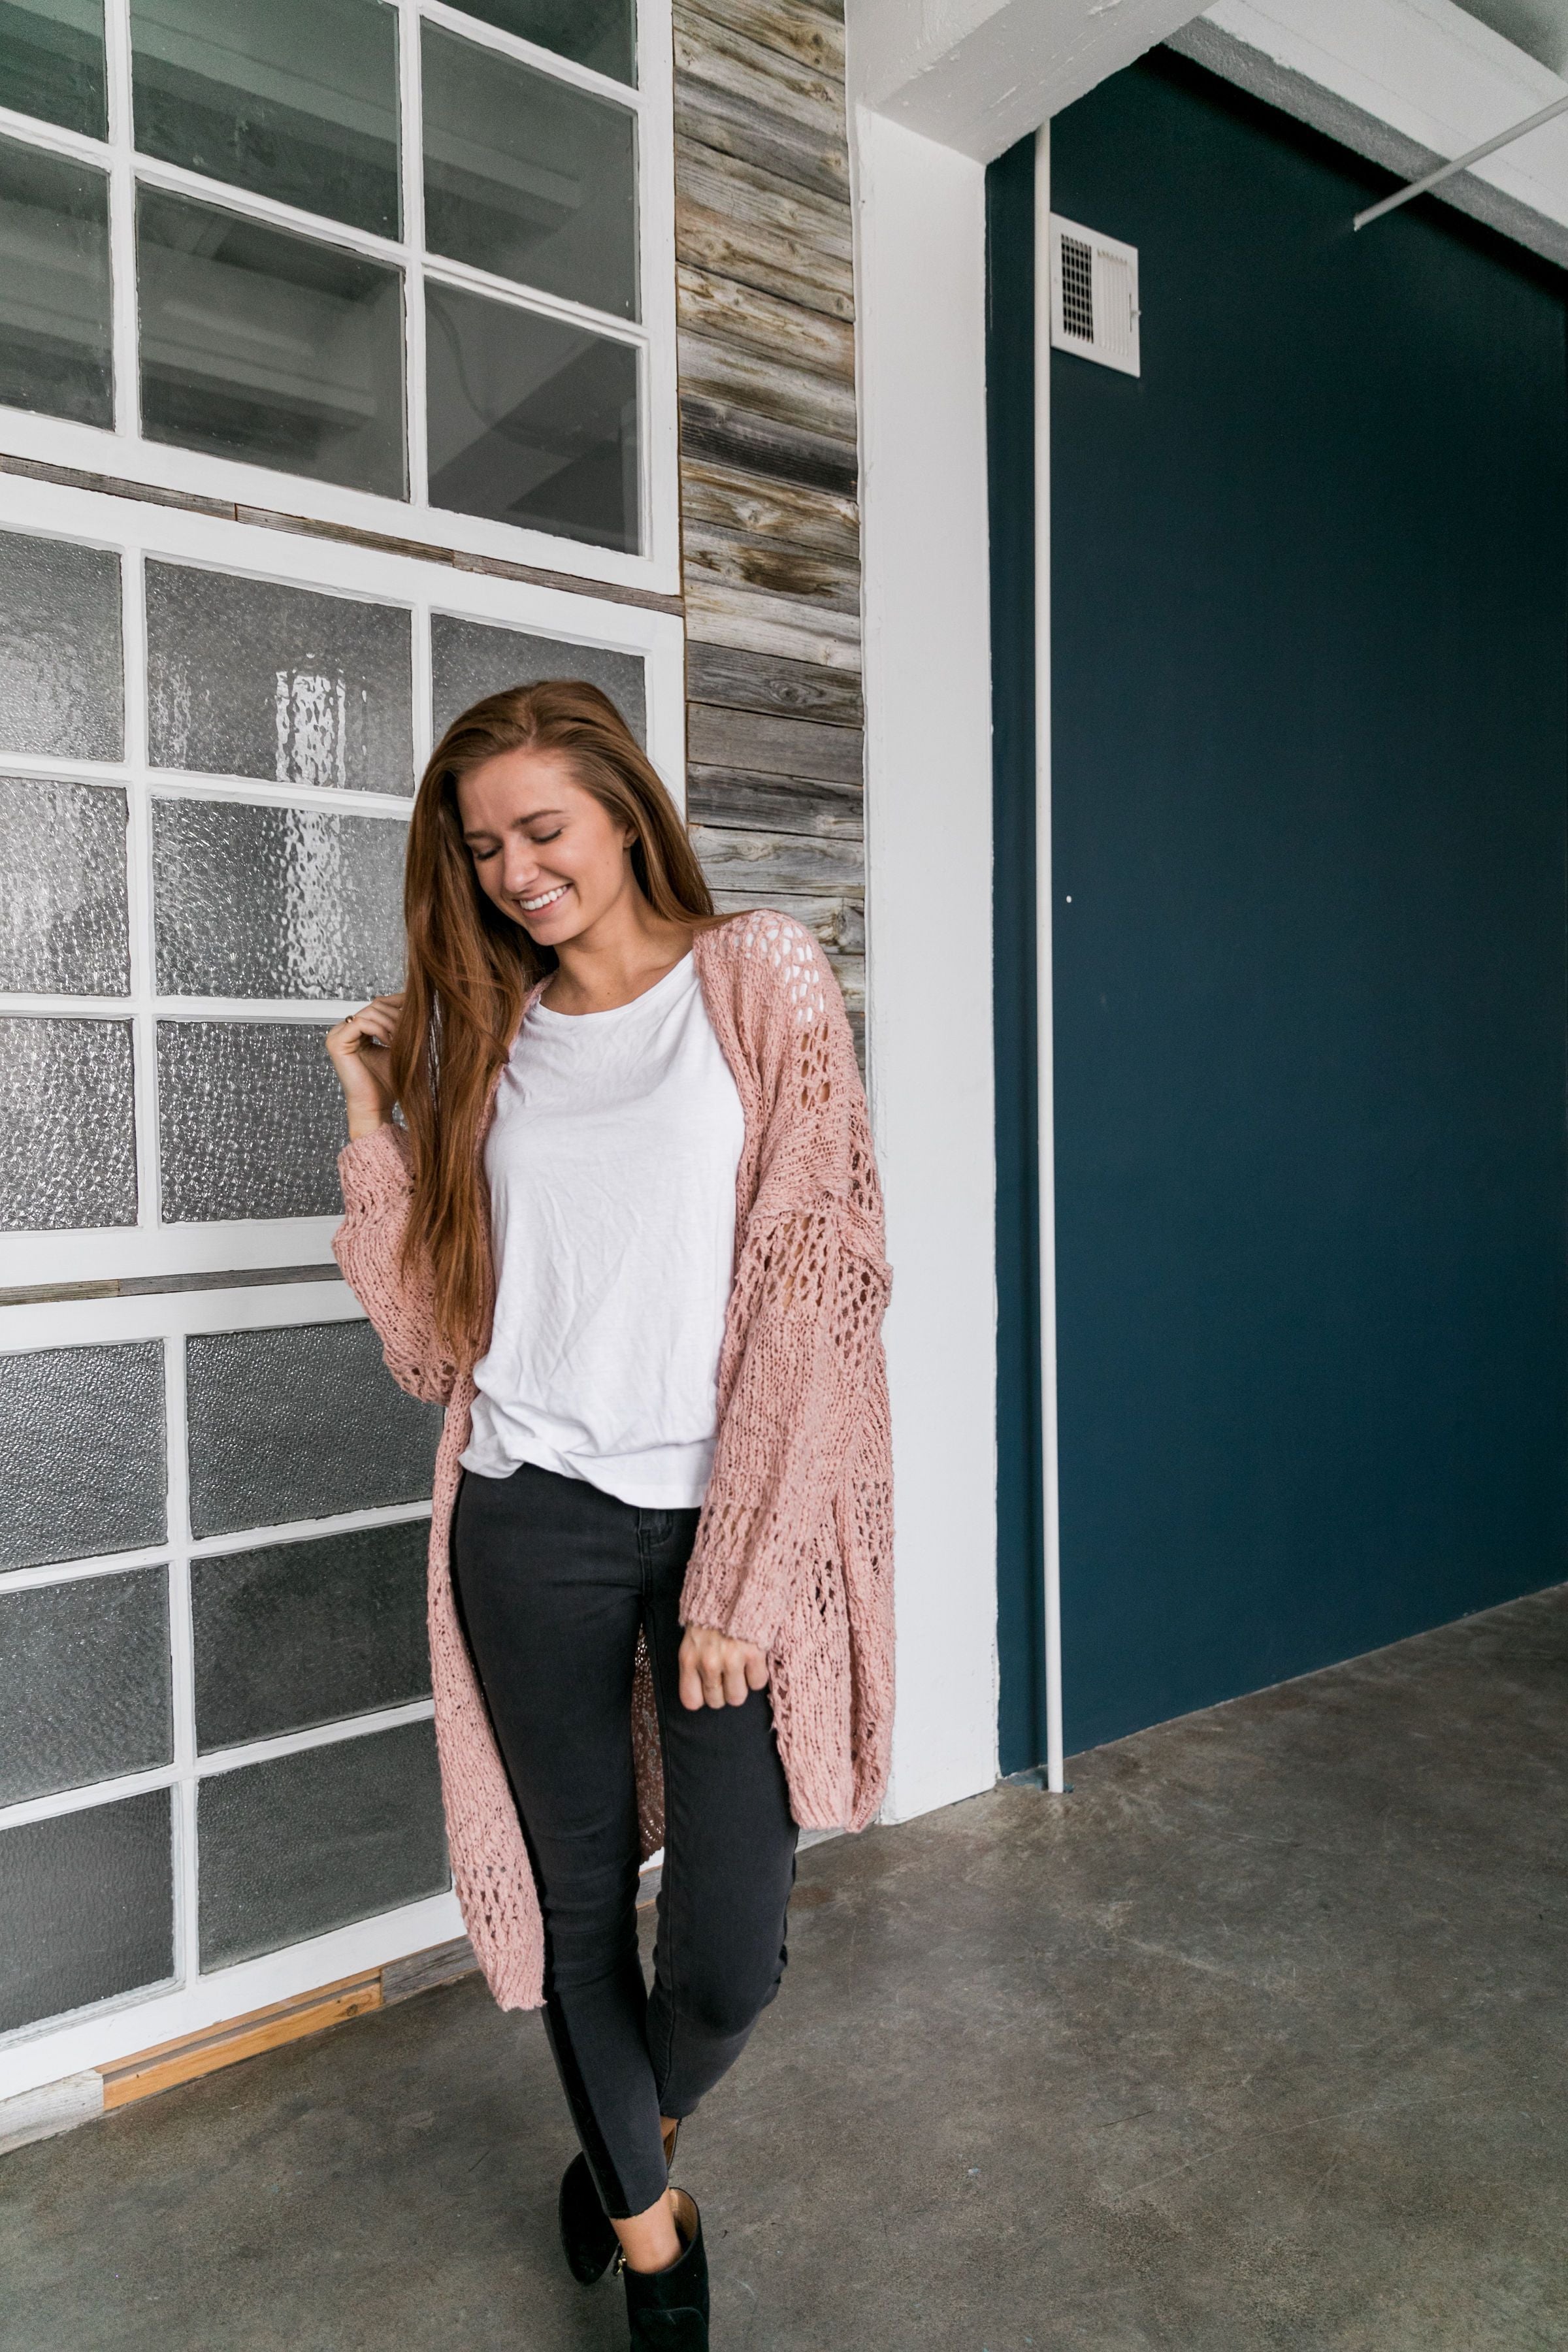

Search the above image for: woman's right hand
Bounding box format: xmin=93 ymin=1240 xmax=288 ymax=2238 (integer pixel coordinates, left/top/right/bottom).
xmin=326 ymin=994 xmax=404 ymax=1140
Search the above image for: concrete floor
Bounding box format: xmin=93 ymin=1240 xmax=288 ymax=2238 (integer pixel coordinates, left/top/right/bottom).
xmin=5 ymin=1585 xmax=1566 ymax=2352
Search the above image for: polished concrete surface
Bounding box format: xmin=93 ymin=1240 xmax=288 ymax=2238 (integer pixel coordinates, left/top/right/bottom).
xmin=5 ymin=1584 xmax=1565 ymax=2351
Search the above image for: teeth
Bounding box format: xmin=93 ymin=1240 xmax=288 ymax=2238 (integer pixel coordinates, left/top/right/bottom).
xmin=521 ymin=885 xmax=568 ymax=912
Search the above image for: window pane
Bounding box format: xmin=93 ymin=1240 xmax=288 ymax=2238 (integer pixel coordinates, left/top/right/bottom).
xmin=0 ymin=1789 xmax=174 ymax=2033
xmin=426 ymin=280 xmax=638 ymax=550
xmin=0 ymin=1341 xmax=165 ymax=1571
xmin=156 ymin=1020 xmax=346 ymax=1222
xmin=0 ymin=0 xmax=106 ymax=138
xmin=0 ymin=1017 xmax=137 ymax=1230
xmin=198 ymin=1721 xmax=446 ymax=1969
xmin=0 ymin=529 xmax=122 ymax=761
xmin=0 ymin=776 xmax=129 ymax=994
xmin=431 ymin=612 xmax=645 ymax=743
xmin=193 ymin=1520 xmax=429 ymax=1749
xmin=131 ymin=0 xmax=400 ymax=239
xmin=423 ymin=23 xmax=636 ymax=319
xmin=137 ymin=186 xmax=406 ymax=498
xmin=0 ymin=134 xmax=110 ymax=427
xmin=186 ymin=1320 xmax=440 ymax=1537
xmin=146 ymin=561 xmax=413 ymax=792
xmin=0 ymin=1569 xmax=171 ymax=1805
xmin=153 ymin=801 xmax=405 ymax=1000
xmin=449 ymin=0 xmax=632 ymax=86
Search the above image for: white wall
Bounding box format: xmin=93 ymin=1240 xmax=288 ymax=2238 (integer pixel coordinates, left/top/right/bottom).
xmin=855 ymin=109 xmax=1002 ymax=1821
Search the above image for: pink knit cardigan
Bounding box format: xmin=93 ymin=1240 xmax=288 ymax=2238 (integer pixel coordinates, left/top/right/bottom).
xmin=332 ymin=911 xmax=894 ymax=2011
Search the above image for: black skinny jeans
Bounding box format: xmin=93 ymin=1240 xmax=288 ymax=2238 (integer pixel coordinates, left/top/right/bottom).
xmin=451 ymin=1460 xmax=798 ymax=2219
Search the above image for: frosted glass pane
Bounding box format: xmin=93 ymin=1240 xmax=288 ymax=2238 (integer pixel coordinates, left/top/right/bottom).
xmin=431 ymin=612 xmax=645 ymax=743
xmin=186 ymin=1319 xmax=441 ymax=1537
xmin=193 ymin=1519 xmax=429 ymax=1748
xmin=0 ymin=1569 xmax=171 ymax=1803
xmin=0 ymin=1017 xmax=136 ymax=1230
xmin=423 ymin=23 xmax=635 ymax=319
xmin=451 ymin=0 xmax=632 ymax=84
xmin=0 ymin=133 xmax=111 ymax=426
xmin=0 ymin=529 xmax=122 ymax=760
xmin=145 ymin=561 xmax=414 ymax=792
xmin=0 ymin=1789 xmax=174 ymax=2033
xmin=131 ymin=0 xmax=400 ymax=238
xmin=198 ymin=1720 xmax=446 ymax=1968
xmin=0 ymin=1341 xmax=165 ymax=1570
xmin=157 ymin=1021 xmax=345 ymax=1222
xmin=426 ymin=280 xmax=638 ymax=550
xmin=138 ymin=186 xmax=406 ymax=498
xmin=0 ymin=0 xmax=107 ymax=137
xmin=0 ymin=776 xmax=129 ymax=993
xmin=153 ymin=801 xmax=405 ymax=998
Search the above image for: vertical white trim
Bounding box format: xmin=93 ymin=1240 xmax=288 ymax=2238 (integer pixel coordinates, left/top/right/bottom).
xmin=101 ymin=0 xmax=137 ymax=439
xmin=855 ymin=108 xmax=999 ymax=1821
xmin=1033 ymin=125 xmax=1065 ymax=1795
xmin=163 ymin=1330 xmax=198 ymax=1986
xmin=399 ymin=0 xmax=430 ymax=515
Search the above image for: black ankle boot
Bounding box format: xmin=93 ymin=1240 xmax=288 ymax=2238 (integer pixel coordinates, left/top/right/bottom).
xmin=622 ymin=2191 xmax=708 ymax=2349
xmin=559 ymin=2125 xmax=681 ymax=2287
xmin=558 ymin=2153 xmax=618 ymax=2285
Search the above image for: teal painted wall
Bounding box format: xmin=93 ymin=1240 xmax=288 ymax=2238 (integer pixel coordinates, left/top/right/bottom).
xmin=993 ymin=53 xmax=1568 ymax=1763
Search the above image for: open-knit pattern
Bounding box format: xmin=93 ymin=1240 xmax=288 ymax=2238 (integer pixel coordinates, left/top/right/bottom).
xmin=333 ymin=912 xmax=894 ymax=2010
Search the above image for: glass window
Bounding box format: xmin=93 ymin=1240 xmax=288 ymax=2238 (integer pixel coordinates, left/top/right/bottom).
xmin=0 ymin=777 xmax=129 ymax=993
xmin=137 ymin=186 xmax=406 ymax=498
xmin=450 ymin=0 xmax=634 ymax=88
xmin=145 ymin=562 xmax=414 ymax=792
xmin=0 ymin=1340 xmax=165 ymax=1571
xmin=0 ymin=1015 xmax=137 ymax=1230
xmin=0 ymin=529 xmax=122 ymax=760
xmin=0 ymin=0 xmax=105 ymax=138
xmin=152 ymin=800 xmax=406 ymax=1000
xmin=197 ymin=1722 xmax=446 ymax=1969
xmin=0 ymin=1569 xmax=172 ymax=1805
xmin=431 ymin=611 xmax=645 ymax=743
xmin=423 ymin=22 xmax=636 ymax=320
xmin=426 ymin=279 xmax=638 ymax=549
xmin=192 ymin=1521 xmax=429 ymax=1750
xmin=0 ymin=133 xmax=111 ymax=427
xmin=130 ymin=0 xmax=400 ymax=240
xmin=155 ymin=1019 xmax=347 ymax=1222
xmin=0 ymin=1790 xmax=174 ymax=2033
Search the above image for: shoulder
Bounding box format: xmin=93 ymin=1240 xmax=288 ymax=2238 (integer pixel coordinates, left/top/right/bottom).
xmin=694 ymin=909 xmax=834 ymax=1021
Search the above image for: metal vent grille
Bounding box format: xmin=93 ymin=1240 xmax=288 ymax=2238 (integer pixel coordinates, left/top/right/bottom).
xmin=1049 ymin=214 xmax=1141 ymax=378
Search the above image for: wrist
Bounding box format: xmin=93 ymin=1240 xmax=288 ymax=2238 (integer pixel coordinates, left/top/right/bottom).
xmin=346 ymin=1110 xmax=391 ymax=1142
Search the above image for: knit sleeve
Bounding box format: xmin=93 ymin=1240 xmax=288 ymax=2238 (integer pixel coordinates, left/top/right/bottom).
xmin=680 ymin=924 xmax=891 ymax=1652
xmin=332 ymin=1124 xmax=461 ymax=1407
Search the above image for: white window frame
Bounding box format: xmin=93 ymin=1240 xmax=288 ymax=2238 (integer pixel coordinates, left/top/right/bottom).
xmin=0 ymin=466 xmax=687 ymax=1292
xmin=0 ymin=0 xmax=681 ymax=596
xmin=0 ymin=1279 xmax=463 ymax=2106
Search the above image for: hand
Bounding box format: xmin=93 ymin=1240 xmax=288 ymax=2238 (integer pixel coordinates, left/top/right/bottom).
xmin=326 ymin=994 xmax=404 ymax=1139
xmin=678 ymin=1624 xmax=769 ymax=1710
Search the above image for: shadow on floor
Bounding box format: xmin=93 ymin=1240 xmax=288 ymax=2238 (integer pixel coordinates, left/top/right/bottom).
xmin=4 ymin=1585 xmax=1566 ymax=2351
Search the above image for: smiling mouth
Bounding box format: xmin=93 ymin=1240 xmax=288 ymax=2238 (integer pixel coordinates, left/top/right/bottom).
xmin=519 ymin=883 xmax=570 ymax=913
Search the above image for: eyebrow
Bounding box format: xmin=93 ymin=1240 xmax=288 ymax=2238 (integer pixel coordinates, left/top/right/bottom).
xmin=462 ymin=807 xmax=568 ymax=841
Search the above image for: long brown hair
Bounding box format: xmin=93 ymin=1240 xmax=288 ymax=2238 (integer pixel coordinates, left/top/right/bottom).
xmin=391 ymin=679 xmax=715 ymax=1355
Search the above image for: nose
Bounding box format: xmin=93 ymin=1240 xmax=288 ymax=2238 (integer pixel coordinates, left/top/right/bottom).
xmin=501 ymin=839 xmax=542 ymax=897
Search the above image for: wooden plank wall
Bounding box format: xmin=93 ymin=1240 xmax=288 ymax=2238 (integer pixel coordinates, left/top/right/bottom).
xmin=671 ymin=0 xmax=865 ymax=1046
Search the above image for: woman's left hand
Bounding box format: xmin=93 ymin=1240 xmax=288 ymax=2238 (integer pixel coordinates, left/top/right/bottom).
xmin=678 ymin=1624 xmax=769 ymax=1710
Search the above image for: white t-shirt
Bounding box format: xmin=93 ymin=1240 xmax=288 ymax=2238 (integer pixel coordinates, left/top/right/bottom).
xmin=461 ymin=952 xmax=746 ymax=1509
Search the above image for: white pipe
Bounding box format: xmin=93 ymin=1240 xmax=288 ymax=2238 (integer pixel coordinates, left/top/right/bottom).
xmin=1034 ymin=123 xmax=1066 ymax=1797
xmin=1354 ymin=88 xmax=1568 ymax=231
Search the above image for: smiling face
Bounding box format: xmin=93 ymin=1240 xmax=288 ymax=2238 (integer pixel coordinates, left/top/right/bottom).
xmin=455 ymin=745 xmax=638 ymax=949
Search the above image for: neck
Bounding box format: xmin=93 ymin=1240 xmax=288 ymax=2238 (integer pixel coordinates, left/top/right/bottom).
xmin=545 ymin=885 xmax=693 ymax=1015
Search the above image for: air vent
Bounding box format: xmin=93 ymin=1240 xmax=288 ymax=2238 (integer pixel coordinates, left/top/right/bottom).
xmin=1049 ymin=215 xmax=1140 ymax=378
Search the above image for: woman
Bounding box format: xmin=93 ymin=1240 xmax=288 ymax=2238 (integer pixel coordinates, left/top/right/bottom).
xmin=325 ymin=681 xmax=892 ymax=2348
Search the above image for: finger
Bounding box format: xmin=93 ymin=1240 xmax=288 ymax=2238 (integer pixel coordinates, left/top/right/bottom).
xmin=700 ymin=1659 xmax=727 ymax=1709
xmin=678 ymin=1642 xmax=705 ymax=1713
xmin=743 ymin=1650 xmax=769 ymax=1692
xmin=722 ymin=1654 xmax=749 ymax=1707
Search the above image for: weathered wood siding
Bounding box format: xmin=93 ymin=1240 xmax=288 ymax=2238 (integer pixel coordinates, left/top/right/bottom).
xmin=673 ymin=0 xmax=864 ymax=1038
